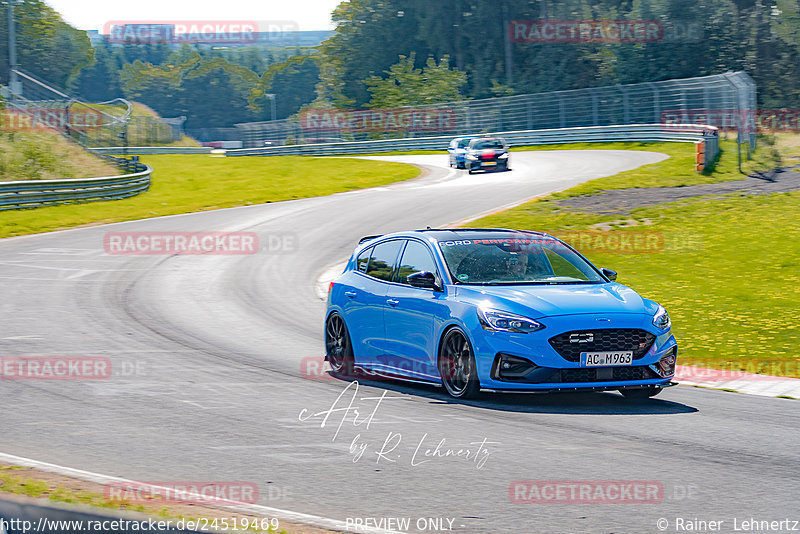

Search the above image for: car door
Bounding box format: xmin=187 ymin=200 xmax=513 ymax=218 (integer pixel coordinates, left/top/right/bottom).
xmin=341 ymin=240 xmax=403 ymax=366
xmin=380 ymin=239 xmax=448 ymax=380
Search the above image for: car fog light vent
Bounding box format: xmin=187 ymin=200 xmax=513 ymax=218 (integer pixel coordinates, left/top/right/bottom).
xmin=655 ymin=350 xmax=677 ymax=377
xmin=495 ymin=353 xmax=538 ymax=380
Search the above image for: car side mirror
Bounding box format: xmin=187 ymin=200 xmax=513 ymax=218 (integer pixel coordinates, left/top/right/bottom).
xmin=601 ymin=268 xmax=617 ymax=281
xmin=408 ymin=271 xmax=440 ymax=290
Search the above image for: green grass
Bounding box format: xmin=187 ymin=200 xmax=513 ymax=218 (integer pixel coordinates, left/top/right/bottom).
xmin=0 ymin=155 xmax=420 ymax=238
xmin=513 ymin=140 xmax=783 ymax=197
xmin=469 ymin=141 xmax=800 ymax=378
xmin=0 ymin=132 xmax=117 ymax=181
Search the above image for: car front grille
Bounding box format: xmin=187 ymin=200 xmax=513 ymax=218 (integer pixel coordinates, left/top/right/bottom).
xmin=548 ymin=329 xmax=656 ymax=362
xmin=558 ymin=365 xmax=658 ymax=383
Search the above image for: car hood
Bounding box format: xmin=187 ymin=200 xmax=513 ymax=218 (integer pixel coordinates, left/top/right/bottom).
xmin=454 ymin=283 xmax=651 ymax=318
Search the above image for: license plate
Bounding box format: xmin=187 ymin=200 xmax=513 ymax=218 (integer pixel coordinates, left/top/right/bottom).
xmin=482 ymin=161 xmax=496 ymax=165
xmin=582 ymin=351 xmax=633 ymax=366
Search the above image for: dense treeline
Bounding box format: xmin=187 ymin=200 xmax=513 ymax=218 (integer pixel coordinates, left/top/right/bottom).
xmin=0 ymin=1 xmax=320 ymax=128
xmin=318 ymin=0 xmax=800 ymax=108
xmin=1 ymin=0 xmax=799 ymax=132
xmin=0 ymin=0 xmax=92 ymax=89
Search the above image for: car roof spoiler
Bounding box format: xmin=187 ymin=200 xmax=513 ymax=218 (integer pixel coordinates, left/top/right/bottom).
xmin=358 ymin=234 xmax=382 ymax=245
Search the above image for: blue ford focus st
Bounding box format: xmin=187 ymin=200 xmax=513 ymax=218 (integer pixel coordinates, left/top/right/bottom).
xmin=325 ymin=229 xmax=677 ymax=400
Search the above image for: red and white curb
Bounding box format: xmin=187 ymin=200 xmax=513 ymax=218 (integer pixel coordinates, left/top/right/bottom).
xmin=675 ymin=365 xmax=800 ymax=399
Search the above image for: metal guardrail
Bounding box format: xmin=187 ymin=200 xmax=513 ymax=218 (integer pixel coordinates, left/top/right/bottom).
xmin=227 ymin=124 xmax=721 ymax=167
xmin=90 ymin=147 xmax=212 ymax=156
xmin=0 ymin=158 xmax=152 ymax=211
xmin=89 ymin=124 xmax=719 ymax=159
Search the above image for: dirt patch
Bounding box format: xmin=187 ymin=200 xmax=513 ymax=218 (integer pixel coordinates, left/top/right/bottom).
xmin=549 ymin=164 xmax=800 ymax=214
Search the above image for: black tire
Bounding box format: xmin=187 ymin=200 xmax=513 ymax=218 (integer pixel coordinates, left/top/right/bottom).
xmin=468 ymin=168 xmax=475 ymax=174
xmin=326 ymin=313 xmax=355 ymax=377
xmin=438 ymin=328 xmax=481 ymax=399
xmin=620 ymin=387 xmax=661 ymax=400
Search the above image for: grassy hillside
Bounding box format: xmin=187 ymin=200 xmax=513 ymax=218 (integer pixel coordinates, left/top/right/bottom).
xmin=0 ymin=132 xmax=117 ymax=181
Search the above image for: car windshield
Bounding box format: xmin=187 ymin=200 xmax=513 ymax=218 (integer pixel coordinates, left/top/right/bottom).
xmin=471 ymin=139 xmax=505 ymax=150
xmin=457 ymin=138 xmax=474 ymax=148
xmin=437 ymin=234 xmax=605 ymax=285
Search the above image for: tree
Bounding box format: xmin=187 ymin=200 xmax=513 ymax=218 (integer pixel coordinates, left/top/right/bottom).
xmin=365 ymin=53 xmax=466 ymax=108
xmin=256 ymin=54 xmax=320 ymax=119
xmin=0 ymin=0 xmax=92 ymax=88
xmin=71 ymin=40 xmax=122 ymax=101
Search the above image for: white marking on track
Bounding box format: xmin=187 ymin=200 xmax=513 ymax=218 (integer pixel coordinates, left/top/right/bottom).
xmin=0 ymin=452 xmax=404 ymax=534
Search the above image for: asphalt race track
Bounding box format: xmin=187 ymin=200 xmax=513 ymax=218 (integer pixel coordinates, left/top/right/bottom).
xmin=1 ymin=150 xmax=798 ymax=533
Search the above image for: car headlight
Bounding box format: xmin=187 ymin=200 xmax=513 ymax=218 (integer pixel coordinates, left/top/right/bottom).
xmin=653 ymin=305 xmax=671 ymax=330
xmin=479 ymin=309 xmax=545 ymax=333
xmin=498 ymin=153 xmax=509 ymax=159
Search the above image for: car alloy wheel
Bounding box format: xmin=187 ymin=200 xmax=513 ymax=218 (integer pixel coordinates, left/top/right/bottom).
xmin=326 ymin=313 xmax=354 ymax=376
xmin=439 ymin=328 xmax=480 ymax=399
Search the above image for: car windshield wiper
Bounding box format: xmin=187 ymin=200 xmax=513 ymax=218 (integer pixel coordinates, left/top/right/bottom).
xmin=542 ymin=280 xmax=601 ymax=285
xmin=473 ymin=281 xmax=555 ymax=286
xmin=465 ymin=280 xmax=601 ymax=286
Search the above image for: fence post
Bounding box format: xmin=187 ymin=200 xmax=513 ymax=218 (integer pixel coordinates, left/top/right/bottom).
xmin=618 ymin=85 xmax=630 ymax=124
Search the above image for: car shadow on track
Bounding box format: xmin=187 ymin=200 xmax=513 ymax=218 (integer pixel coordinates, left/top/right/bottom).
xmin=326 ymin=373 xmax=698 ymax=415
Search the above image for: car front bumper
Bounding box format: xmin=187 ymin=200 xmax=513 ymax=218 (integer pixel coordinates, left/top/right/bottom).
xmin=466 ymin=313 xmax=677 ymax=392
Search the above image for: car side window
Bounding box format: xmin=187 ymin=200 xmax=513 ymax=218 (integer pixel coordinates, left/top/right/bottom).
xmin=366 ymin=240 xmax=403 ymax=281
xmin=356 ymin=246 xmax=372 ymax=273
xmin=397 ymin=240 xmax=438 ymax=284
